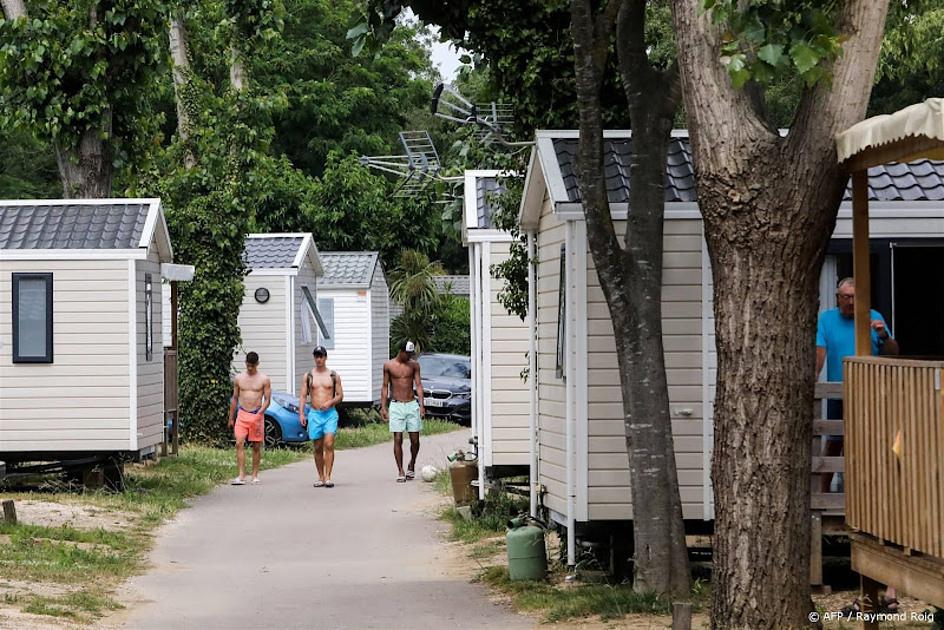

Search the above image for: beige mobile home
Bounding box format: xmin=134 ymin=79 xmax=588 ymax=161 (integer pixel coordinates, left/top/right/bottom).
xmin=316 ymin=252 xmax=389 ymax=406
xmin=519 ymin=130 xmax=944 ymax=563
xmin=463 ymin=170 xmax=531 ymax=499
xmin=233 ymin=234 xmax=324 ymax=394
xmin=0 ymin=199 xmax=183 ymax=467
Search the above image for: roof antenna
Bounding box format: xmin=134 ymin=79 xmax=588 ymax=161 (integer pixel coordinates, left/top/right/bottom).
xmin=431 ymin=83 xmax=532 ymax=147
xmin=359 ymin=131 xmax=449 ymax=198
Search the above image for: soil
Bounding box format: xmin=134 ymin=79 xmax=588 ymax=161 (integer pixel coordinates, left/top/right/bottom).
xmin=9 ymin=500 xmax=133 ymax=532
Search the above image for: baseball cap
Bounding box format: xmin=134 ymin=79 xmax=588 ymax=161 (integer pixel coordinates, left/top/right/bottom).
xmin=312 ymin=345 xmax=327 ymax=357
xmin=400 ymin=340 xmax=416 ymax=354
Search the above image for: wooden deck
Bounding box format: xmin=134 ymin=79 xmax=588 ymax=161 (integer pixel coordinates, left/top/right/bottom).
xmin=844 ymin=356 xmax=944 ymax=609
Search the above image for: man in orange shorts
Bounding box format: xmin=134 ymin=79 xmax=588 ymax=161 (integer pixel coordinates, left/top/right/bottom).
xmin=227 ymin=351 xmax=271 ymax=485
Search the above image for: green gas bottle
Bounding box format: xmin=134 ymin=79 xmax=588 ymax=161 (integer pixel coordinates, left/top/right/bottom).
xmin=506 ymin=517 xmax=547 ymax=581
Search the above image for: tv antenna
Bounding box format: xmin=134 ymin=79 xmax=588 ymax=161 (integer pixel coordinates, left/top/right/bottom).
xmin=431 ymin=83 xmax=532 ymax=147
xmin=359 ymin=131 xmax=444 ymax=198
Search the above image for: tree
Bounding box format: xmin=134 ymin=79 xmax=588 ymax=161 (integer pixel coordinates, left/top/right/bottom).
xmin=669 ymin=0 xmax=891 ymax=625
xmin=388 ymin=249 xmax=444 ymax=352
xmin=0 ymin=0 xmax=168 ymax=197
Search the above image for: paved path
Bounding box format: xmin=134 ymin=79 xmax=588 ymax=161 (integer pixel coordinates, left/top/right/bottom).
xmin=118 ymin=431 xmax=532 ymax=630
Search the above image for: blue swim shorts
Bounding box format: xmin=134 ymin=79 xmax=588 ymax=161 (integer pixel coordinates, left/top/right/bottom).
xmin=307 ymin=407 xmax=339 ymax=441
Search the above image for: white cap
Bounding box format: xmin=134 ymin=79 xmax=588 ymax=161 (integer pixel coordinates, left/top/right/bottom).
xmin=405 ymin=340 xmax=416 ymax=353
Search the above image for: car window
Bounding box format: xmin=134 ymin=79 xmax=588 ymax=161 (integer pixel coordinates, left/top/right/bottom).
xmin=420 ymin=356 xmax=471 ymax=379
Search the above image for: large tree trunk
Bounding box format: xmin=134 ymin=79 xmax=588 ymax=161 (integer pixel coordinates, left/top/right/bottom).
xmin=168 ymin=12 xmax=195 ymax=168
xmin=571 ymin=0 xmax=689 ymax=595
xmin=669 ymin=0 xmax=891 ymax=626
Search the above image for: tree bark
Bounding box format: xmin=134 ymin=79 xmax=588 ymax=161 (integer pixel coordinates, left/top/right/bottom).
xmin=0 ymin=0 xmax=25 ymax=19
xmin=230 ymin=47 xmax=246 ymax=92
xmin=168 ymin=12 xmax=195 ymax=167
xmin=571 ymin=0 xmax=689 ymax=596
xmin=669 ymin=0 xmax=891 ymax=626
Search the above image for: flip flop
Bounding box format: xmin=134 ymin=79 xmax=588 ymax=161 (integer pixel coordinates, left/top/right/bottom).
xmin=251 ymin=478 xmax=261 ymax=485
xmin=313 ymin=480 xmax=325 ymax=488
xmin=396 ymin=476 xmax=407 ymax=483
xmin=230 ymin=478 xmax=246 ymax=486
xmin=325 ymin=480 xmax=335 ymax=488
xmin=405 ymin=470 xmax=415 ymax=480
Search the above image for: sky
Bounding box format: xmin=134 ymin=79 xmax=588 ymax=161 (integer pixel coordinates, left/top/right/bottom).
xmin=430 ymin=34 xmax=463 ymax=82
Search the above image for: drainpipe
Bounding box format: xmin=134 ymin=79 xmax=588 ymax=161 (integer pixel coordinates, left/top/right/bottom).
xmin=564 ymin=220 xmax=575 ymax=566
xmin=473 ymin=245 xmax=486 ymax=500
xmin=527 ymin=232 xmax=538 ymax=518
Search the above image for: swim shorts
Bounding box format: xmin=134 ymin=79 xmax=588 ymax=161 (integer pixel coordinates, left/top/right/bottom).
xmin=235 ymin=407 xmax=264 ymax=443
xmin=389 ymin=400 xmax=422 ymax=433
xmin=307 ymin=407 xmax=339 ymax=441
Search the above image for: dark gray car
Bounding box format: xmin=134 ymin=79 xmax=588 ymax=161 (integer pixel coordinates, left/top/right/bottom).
xmin=418 ymin=353 xmax=471 ymax=425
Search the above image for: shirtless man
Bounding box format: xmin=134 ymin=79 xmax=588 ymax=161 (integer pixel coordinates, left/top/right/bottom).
xmin=299 ymin=346 xmax=344 ymax=487
xmin=227 ymin=351 xmax=271 ymax=485
xmin=381 ymin=340 xmax=425 ymax=482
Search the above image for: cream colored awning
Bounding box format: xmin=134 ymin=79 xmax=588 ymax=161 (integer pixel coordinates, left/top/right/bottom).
xmin=837 ymin=98 xmax=944 ymax=169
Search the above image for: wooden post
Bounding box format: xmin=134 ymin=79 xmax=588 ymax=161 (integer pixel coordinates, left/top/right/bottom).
xmin=860 ymin=573 xmax=881 ymax=630
xmin=851 ymin=170 xmax=871 ymax=357
xmin=1 ymin=500 xmax=16 ymax=524
xmin=171 ymin=281 xmax=179 ymax=350
xmin=810 ymin=512 xmax=829 ymax=593
xmin=671 ymin=602 xmax=692 ymax=630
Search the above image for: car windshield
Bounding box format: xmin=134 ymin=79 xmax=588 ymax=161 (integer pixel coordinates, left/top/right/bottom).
xmin=419 ymin=355 xmax=471 ymax=379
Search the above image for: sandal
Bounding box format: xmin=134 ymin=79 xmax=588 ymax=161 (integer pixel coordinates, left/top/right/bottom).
xmin=325 ymin=480 xmax=335 ymax=488
xmin=405 ymin=470 xmax=415 ymax=480
xmin=396 ymin=476 xmax=407 ymax=483
xmin=230 ymin=478 xmax=246 ymax=486
xmin=880 ymin=596 xmax=899 ymax=614
xmin=840 ymin=599 xmax=861 ymax=618
xmin=313 ymin=480 xmax=325 ymax=488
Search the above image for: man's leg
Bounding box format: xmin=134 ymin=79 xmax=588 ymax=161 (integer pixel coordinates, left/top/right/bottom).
xmin=407 ymin=432 xmax=420 ymax=475
xmin=393 ymin=432 xmax=405 ymax=477
xmin=251 ymin=441 xmax=261 ymax=479
xmin=235 ymin=439 xmax=246 ymax=480
xmin=323 ymin=433 xmax=335 ymax=482
xmin=312 ymin=438 xmax=325 ymax=481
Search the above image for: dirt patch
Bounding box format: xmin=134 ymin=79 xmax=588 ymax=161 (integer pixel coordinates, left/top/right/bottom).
xmin=0 ymin=607 xmax=77 ymax=630
xmin=0 ymin=579 xmax=75 ymax=600
xmin=10 ymin=501 xmax=133 ymax=532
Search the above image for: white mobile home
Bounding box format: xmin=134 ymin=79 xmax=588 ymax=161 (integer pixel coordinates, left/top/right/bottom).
xmin=316 ymin=252 xmax=389 ymax=406
xmin=519 ymin=130 xmax=944 ymax=562
xmin=463 ymin=170 xmax=531 ymax=497
xmin=233 ymin=234 xmax=324 ymax=394
xmin=0 ymin=198 xmax=182 ymax=462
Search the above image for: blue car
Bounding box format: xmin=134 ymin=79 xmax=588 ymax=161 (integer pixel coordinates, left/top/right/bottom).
xmin=263 ymin=392 xmax=310 ymax=447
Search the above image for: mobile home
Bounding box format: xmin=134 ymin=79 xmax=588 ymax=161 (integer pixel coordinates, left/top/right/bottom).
xmin=519 ymin=130 xmax=944 ymax=562
xmin=0 ymin=199 xmax=184 ymax=469
xmin=316 ymin=251 xmax=389 ymax=406
xmin=463 ymin=170 xmax=531 ymax=498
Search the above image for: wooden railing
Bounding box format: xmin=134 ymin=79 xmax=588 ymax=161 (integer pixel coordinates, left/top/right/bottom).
xmin=844 ymin=356 xmax=944 ymax=558
xmin=163 ymin=348 xmax=180 ymax=456
xmin=812 ymin=382 xmax=844 ymax=514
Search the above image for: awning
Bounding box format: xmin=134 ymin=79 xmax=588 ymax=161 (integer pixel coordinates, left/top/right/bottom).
xmin=837 ymin=98 xmax=944 ymax=168
xmin=161 ymin=263 xmax=195 ymax=282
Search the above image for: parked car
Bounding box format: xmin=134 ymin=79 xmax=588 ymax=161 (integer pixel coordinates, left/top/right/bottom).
xmin=418 ymin=353 xmax=472 ymax=425
xmin=263 ymin=392 xmax=310 ymax=447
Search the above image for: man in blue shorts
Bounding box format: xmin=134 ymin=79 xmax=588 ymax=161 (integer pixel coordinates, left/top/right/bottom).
xmin=299 ymin=346 xmax=344 ymax=488
xmin=381 ymin=341 xmax=426 ymax=482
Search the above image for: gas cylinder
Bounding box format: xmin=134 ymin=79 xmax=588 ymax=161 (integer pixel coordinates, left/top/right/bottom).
xmin=506 ymin=517 xmax=547 ymax=581
xmin=448 ymin=450 xmax=477 ymax=507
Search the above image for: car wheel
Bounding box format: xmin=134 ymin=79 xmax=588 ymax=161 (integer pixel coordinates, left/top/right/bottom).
xmin=264 ymin=417 xmax=283 ymax=448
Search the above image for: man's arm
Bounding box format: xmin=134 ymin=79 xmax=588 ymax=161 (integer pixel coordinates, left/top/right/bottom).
xmin=331 ymin=373 xmax=344 ymax=408
xmin=260 ymin=377 xmax=271 ymax=415
xmin=380 ymin=364 xmax=389 ymax=420
xmin=413 ymin=361 xmax=425 ymax=418
xmin=228 ymin=380 xmax=240 ymax=428
xmin=815 ymin=347 xmax=826 ymax=379
xmin=298 ymin=373 xmax=308 ymax=427
xmin=872 ymin=318 xmax=900 ymax=356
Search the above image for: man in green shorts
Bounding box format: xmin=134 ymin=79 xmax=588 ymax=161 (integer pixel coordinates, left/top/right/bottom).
xmin=380 ymin=340 xmax=426 ymax=482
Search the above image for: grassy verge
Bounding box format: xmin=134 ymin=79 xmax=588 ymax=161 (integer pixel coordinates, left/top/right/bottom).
xmin=432 ymin=471 xmax=706 ymax=624
xmin=334 ymin=418 xmax=460 ymax=450
xmin=0 ymin=446 xmax=304 ymax=623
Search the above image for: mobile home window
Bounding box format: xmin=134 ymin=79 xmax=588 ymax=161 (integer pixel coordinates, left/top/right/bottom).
xmin=12 ymin=272 xmax=53 ymax=363
xmin=301 ymin=285 xmax=330 ymax=342
xmin=318 ymin=297 xmax=335 ymax=349
xmin=145 ymin=274 xmax=154 ymax=361
xmin=556 ymin=244 xmax=566 ymax=380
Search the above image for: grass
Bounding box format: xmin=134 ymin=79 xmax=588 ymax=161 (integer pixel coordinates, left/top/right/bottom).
xmin=440 ymin=487 xmax=529 ymax=544
xmin=334 ymin=418 xmax=460 ymax=450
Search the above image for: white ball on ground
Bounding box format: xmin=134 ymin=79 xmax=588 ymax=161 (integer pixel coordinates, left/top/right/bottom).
xmin=420 ymin=465 xmax=438 ymax=482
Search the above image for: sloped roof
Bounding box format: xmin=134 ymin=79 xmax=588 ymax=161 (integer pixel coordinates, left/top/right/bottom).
xmin=319 ymin=251 xmax=380 ymax=288
xmin=0 ymin=198 xmax=172 ymax=261
xmin=550 ymin=134 xmax=944 ymax=205
xmin=243 ymin=235 xmax=305 ymax=269
xmin=433 ymin=274 xmax=470 ymax=296
xmin=0 ymin=200 xmax=151 ymax=250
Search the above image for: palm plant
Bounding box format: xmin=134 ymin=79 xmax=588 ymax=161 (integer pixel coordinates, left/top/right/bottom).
xmin=389 ymin=250 xmax=444 ymax=353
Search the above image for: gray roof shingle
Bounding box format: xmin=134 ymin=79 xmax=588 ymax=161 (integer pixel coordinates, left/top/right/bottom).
xmin=244 ymin=236 xmax=305 ymax=269
xmin=0 ymin=202 xmax=151 ymax=250
xmin=433 ymin=275 xmax=470 ymax=296
xmin=319 ymin=252 xmax=379 ymax=287
xmin=551 ymin=135 xmax=944 ymax=204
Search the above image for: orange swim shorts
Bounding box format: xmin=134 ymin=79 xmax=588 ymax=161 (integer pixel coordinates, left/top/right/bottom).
xmin=234 ymin=408 xmax=264 ymax=443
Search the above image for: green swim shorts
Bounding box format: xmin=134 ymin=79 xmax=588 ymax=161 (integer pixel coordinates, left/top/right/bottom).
xmin=389 ymin=400 xmax=422 ymax=433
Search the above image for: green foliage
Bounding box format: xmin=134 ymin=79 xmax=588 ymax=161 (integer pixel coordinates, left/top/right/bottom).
xmin=0 ymin=0 xmax=169 ymax=169
xmin=389 ymin=249 xmax=444 ymax=352
xmin=0 ymin=129 xmax=60 ymax=198
xmin=429 ymin=294 xmax=471 ymax=355
xmin=489 ymin=175 xmax=529 ymax=321
xmin=702 ymin=1 xmax=843 ymax=88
